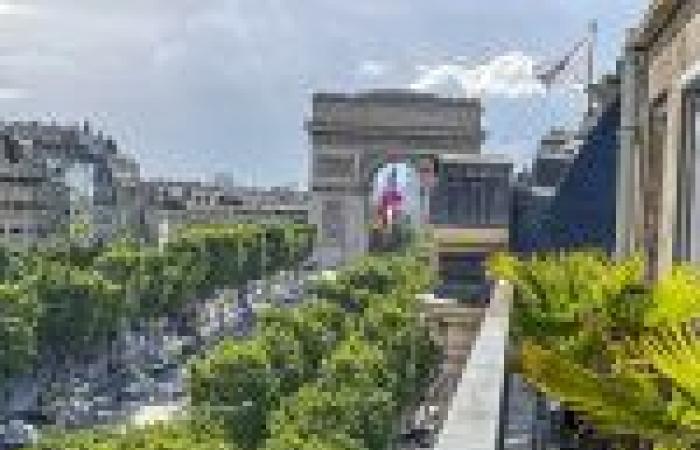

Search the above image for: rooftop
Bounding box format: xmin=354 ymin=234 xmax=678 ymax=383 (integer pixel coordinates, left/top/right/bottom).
xmin=312 ymin=90 xmax=481 ymax=108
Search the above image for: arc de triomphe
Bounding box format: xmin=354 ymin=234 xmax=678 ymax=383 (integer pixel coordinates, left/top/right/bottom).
xmin=307 ymin=90 xmax=483 ymax=268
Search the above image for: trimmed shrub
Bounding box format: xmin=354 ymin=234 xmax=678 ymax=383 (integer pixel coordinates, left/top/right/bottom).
xmin=95 ymin=245 xmax=201 ymax=319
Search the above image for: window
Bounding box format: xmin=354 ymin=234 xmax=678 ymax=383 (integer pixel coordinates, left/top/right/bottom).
xmin=2 ymin=135 xmax=22 ymax=163
xmin=676 ymin=87 xmax=700 ymax=262
xmin=675 ymin=90 xmax=693 ymax=261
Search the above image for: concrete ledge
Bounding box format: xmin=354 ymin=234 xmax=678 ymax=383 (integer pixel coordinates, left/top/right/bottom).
xmin=434 ymin=282 xmax=511 ymax=450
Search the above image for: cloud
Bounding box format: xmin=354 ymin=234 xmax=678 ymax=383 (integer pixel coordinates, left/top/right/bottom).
xmin=357 ymin=60 xmax=387 ymax=78
xmin=0 ymin=2 xmax=35 ymax=15
xmin=0 ymin=88 xmax=28 ymax=99
xmin=151 ymin=39 xmax=187 ymax=67
xmin=409 ymin=51 xmax=547 ymax=99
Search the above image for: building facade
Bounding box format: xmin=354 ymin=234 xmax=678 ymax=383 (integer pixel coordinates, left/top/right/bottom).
xmin=141 ymin=180 xmax=310 ymax=242
xmin=430 ymin=153 xmax=512 ymax=301
xmin=0 ymin=121 xmax=142 ymax=247
xmin=513 ymin=74 xmax=621 ymax=255
xmin=617 ymin=0 xmax=700 ymax=276
xmin=531 ymin=128 xmax=580 ymax=187
xmin=0 ymin=121 xmax=312 ymax=249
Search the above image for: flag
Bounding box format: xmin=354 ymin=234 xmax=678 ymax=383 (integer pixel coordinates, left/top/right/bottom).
xmin=536 ymin=38 xmax=587 ymax=88
xmin=536 ymin=19 xmax=597 ymax=89
xmin=376 ymin=167 xmax=403 ymax=229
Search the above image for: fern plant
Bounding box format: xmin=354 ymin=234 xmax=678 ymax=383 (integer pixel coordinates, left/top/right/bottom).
xmin=489 ymin=251 xmax=699 ymax=449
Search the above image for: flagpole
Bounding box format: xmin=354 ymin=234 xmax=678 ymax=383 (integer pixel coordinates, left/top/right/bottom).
xmin=587 ymin=19 xmax=598 ymax=118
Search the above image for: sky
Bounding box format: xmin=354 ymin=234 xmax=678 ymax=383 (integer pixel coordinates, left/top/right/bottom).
xmin=0 ymin=0 xmax=648 ymax=187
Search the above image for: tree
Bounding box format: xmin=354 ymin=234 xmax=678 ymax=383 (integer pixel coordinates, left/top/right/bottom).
xmin=30 ymin=419 xmax=237 ymax=450
xmin=30 ymin=260 xmax=125 ymax=356
xmin=188 ymin=329 xmax=309 ymax=449
xmin=262 ymin=430 xmax=368 ymax=450
xmin=186 ymin=251 xmax=438 ymax=450
xmin=0 ymin=282 xmax=40 ymax=382
xmin=258 ymin=300 xmax=349 ymax=378
xmin=267 ymin=383 xmax=395 ymax=450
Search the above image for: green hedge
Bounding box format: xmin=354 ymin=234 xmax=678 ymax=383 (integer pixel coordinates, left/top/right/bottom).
xmin=168 ymin=223 xmax=315 ymax=291
xmin=94 ymin=242 xmax=207 ymax=319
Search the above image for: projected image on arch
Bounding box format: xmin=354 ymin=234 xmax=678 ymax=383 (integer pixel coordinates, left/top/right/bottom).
xmin=369 ymin=161 xmax=424 ymax=253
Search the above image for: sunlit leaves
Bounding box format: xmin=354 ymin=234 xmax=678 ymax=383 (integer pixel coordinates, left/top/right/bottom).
xmin=489 ymin=251 xmax=699 ymax=447
xmin=32 ymin=419 xmax=236 ymax=450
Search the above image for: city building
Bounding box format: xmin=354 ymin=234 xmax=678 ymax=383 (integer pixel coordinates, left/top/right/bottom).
xmin=141 ymin=180 xmax=310 ymax=242
xmin=531 ymin=128 xmax=580 ymax=187
xmin=0 ymin=121 xmax=142 ymax=247
xmin=510 ymin=128 xmax=579 ymax=253
xmin=512 ymin=73 xmax=622 ymax=255
xmin=429 ymin=153 xmax=512 ymax=301
xmin=617 ymin=0 xmax=700 ymax=277
xmin=0 ymin=121 xmax=311 ymax=249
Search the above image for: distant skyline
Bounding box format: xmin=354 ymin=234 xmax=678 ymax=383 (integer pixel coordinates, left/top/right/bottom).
xmin=0 ymin=0 xmax=648 ymax=186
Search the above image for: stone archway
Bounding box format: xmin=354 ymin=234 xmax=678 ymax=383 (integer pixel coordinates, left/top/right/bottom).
xmin=307 ymin=90 xmax=482 ymax=268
